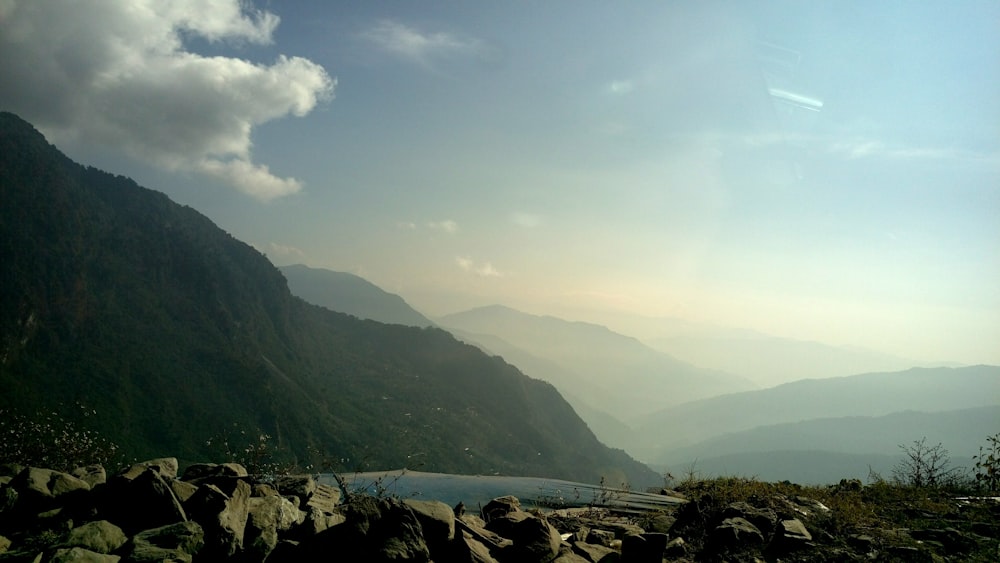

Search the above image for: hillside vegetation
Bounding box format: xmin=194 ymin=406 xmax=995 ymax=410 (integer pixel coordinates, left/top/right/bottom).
xmin=0 ymin=112 xmax=658 ymax=487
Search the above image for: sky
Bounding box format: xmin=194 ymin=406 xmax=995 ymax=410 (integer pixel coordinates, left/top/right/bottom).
xmin=1 ymin=0 xmax=998 ymax=365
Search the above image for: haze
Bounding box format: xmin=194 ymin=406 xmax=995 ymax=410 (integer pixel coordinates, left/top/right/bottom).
xmin=2 ymin=0 xmax=997 ymax=366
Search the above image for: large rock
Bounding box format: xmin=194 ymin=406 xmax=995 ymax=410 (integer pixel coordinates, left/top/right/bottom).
xmin=125 ymin=521 xmax=205 ymax=563
xmin=481 ymin=496 xmax=521 ymax=522
xmin=101 ymin=468 xmax=186 ymax=534
xmin=711 ymin=517 xmax=764 ymax=549
xmin=621 ymin=532 xmax=667 ymax=563
xmin=60 ymin=520 xmax=127 ymax=554
xmin=70 ymin=466 xmax=106 ymax=489
xmin=47 ymin=547 xmax=120 ymax=562
xmin=403 ymin=499 xmax=455 ymax=558
xmin=243 ymin=494 xmax=305 ymax=562
xmin=117 ymin=459 xmax=178 ymax=482
xmin=180 ymin=463 xmax=247 ymax=485
xmin=296 ymin=496 xmax=429 ymax=562
xmin=452 ymin=532 xmax=500 ymax=563
xmin=184 ymin=480 xmax=250 ymax=559
xmin=498 ymin=514 xmax=561 ymax=562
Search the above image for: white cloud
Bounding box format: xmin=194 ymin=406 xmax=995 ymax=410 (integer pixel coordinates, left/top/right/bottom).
xmin=362 ymin=20 xmax=481 ymax=66
xmin=427 ymin=220 xmax=459 ymax=234
xmin=0 ymin=0 xmax=334 ymax=200
xmin=266 ymin=242 xmax=305 ymax=258
xmin=456 ymin=256 xmax=503 ymax=278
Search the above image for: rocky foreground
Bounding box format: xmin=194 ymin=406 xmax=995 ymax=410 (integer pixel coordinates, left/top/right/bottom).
xmin=0 ymin=459 xmax=997 ymax=562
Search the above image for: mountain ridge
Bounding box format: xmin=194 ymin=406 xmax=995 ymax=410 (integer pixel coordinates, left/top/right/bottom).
xmin=0 ymin=111 xmax=658 ymax=487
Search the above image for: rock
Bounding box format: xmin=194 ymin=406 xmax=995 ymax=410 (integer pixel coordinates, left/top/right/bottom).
xmin=550 ymin=547 xmax=592 ymax=563
xmin=47 ymin=547 xmax=120 ymax=562
xmin=303 ymin=482 xmax=340 ymax=515
xmin=481 ymin=496 xmax=521 ymax=521
xmin=484 ymin=509 xmax=533 ymax=540
xmin=664 ymin=536 xmax=686 ymax=558
xmin=723 ymin=501 xmax=777 ymax=538
xmin=184 ymin=479 xmax=250 ymax=559
xmin=571 ymin=540 xmax=616 ymax=562
xmin=498 ymin=514 xmax=561 ymax=562
xmin=60 ymin=520 xmax=127 ymax=554
xmin=403 ymin=499 xmax=455 ymax=557
xmin=452 ymin=532 xmax=500 ymax=563
xmin=243 ymin=494 xmax=305 ymax=561
xmin=620 ymin=533 xmax=667 ymax=563
xmin=910 ymin=527 xmax=976 ymax=554
xmin=585 ymin=528 xmax=615 ymax=547
xmin=296 ymin=495 xmax=429 ymax=562
xmin=126 ymin=521 xmax=204 ymax=563
xmin=70 ymin=466 xmax=106 ymax=489
xmin=270 ymin=475 xmax=316 ymax=501
xmin=180 ymin=463 xmax=247 ymax=484
xmin=117 ymin=458 xmax=178 ymax=481
xmin=168 ymin=480 xmax=198 ymax=504
xmin=711 ymin=517 xmax=764 ymax=548
xmin=102 ymin=468 xmax=186 ymax=534
xmin=638 ymin=512 xmax=674 ymax=535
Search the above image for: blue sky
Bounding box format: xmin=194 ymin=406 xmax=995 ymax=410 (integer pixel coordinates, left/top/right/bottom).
xmin=2 ymin=1 xmax=997 ymax=364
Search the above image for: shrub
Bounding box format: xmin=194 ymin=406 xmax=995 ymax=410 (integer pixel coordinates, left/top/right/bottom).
xmin=0 ymin=405 xmax=122 ymax=471
xmin=972 ymin=432 xmax=999 ymax=494
xmin=891 ymin=437 xmax=963 ymax=489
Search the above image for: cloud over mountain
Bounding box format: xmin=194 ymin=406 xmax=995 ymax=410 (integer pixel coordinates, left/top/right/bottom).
xmin=0 ymin=0 xmax=333 ymax=200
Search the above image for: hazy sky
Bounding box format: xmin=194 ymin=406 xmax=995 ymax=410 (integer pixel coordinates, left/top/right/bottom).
xmin=2 ymin=1 xmax=998 ymax=364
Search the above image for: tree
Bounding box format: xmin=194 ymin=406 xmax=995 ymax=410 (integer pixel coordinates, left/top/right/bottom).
xmin=891 ymin=437 xmax=961 ymax=488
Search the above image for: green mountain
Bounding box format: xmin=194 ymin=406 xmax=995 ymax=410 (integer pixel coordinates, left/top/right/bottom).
xmin=656 ymin=405 xmax=1000 ymax=472
xmin=279 ymin=264 xmax=434 ymax=328
xmin=0 ymin=112 xmax=658 ymax=487
xmin=437 ymin=305 xmax=757 ymax=422
xmin=634 ymin=365 xmax=1000 ymax=457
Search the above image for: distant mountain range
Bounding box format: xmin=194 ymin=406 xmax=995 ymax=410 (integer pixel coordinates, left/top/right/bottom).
xmin=575 ymin=310 xmax=939 ymax=388
xmin=0 ymin=112 xmax=658 ymax=487
xmin=279 ymin=264 xmax=433 ymax=327
xmin=436 ymin=305 xmax=757 ymax=429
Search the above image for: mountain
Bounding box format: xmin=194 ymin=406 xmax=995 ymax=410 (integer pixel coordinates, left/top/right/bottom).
xmin=279 ymin=264 xmax=433 ymax=327
xmin=634 ymin=365 xmax=1000 ymax=457
xmin=646 ymin=333 xmax=931 ymax=388
xmin=0 ymin=112 xmax=659 ymax=487
xmin=437 ymin=305 xmax=757 ymax=423
xmin=444 ymin=327 xmax=639 ymax=450
xmin=574 ymin=310 xmax=932 ymax=388
xmin=656 ymin=405 xmax=1000 ymax=483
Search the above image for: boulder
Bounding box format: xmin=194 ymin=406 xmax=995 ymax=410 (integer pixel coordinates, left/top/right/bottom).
xmin=571 ymin=540 xmax=616 ymax=562
xmin=180 ymin=463 xmax=247 ymax=484
xmin=125 ymin=521 xmax=204 ymax=563
xmin=60 ymin=520 xmax=127 ymax=554
xmin=451 ymin=532 xmax=499 ymax=563
xmin=47 ymin=547 xmax=120 ymax=562
xmin=620 ymin=533 xmax=667 ymax=563
xmin=117 ymin=459 xmax=177 ymax=482
xmin=184 ymin=480 xmax=250 ymax=559
xmin=498 ymin=514 xmax=561 ymax=562
xmin=69 ymin=466 xmax=106 ymax=489
xmin=711 ymin=517 xmax=764 ymax=549
xmin=243 ymin=494 xmax=305 ymax=561
xmin=296 ymin=496 xmax=429 ymax=562
xmin=403 ymin=499 xmax=455 ymax=557
xmin=270 ymin=475 xmax=316 ymax=501
xmin=101 ymin=468 xmax=186 ymax=534
xmin=723 ymin=501 xmax=777 ymax=538
xmin=303 ymin=483 xmax=340 ymax=515
xmin=481 ymin=496 xmax=521 ymax=522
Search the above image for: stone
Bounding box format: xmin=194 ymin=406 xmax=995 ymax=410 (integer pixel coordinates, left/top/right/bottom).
xmin=452 ymin=532 xmax=500 ymax=563
xmin=126 ymin=521 xmax=204 ymax=563
xmin=296 ymin=496 xmax=429 ymax=562
xmin=500 ymin=514 xmax=561 ymax=562
xmin=572 ymin=540 xmax=616 ymax=562
xmin=481 ymin=496 xmax=521 ymax=522
xmin=118 ymin=458 xmax=178 ymax=481
xmin=711 ymin=517 xmax=765 ymax=548
xmin=403 ymin=499 xmax=455 ymax=557
xmin=102 ymin=468 xmax=186 ymax=534
xmin=61 ymin=520 xmax=127 ymax=554
xmin=723 ymin=501 xmax=777 ymax=538
xmin=169 ymin=480 xmax=198 ymax=504
xmin=180 ymin=463 xmax=247 ymax=484
xmin=0 ymin=534 xmax=11 ymax=553
xmin=585 ymin=529 xmax=615 ymax=546
xmin=484 ymin=509 xmax=533 ymax=540
xmin=664 ymin=536 xmax=686 ymax=558
xmin=184 ymin=480 xmax=250 ymax=559
xmin=639 ymin=512 xmax=675 ymax=534
xmin=70 ymin=465 xmax=106 ymax=489
xmin=303 ymin=482 xmax=340 ymax=515
xmin=47 ymin=547 xmax=120 ymax=562
xmin=271 ymin=475 xmax=316 ymax=500
xmin=620 ymin=533 xmax=667 ymax=563
xmin=243 ymin=494 xmax=305 ymax=561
